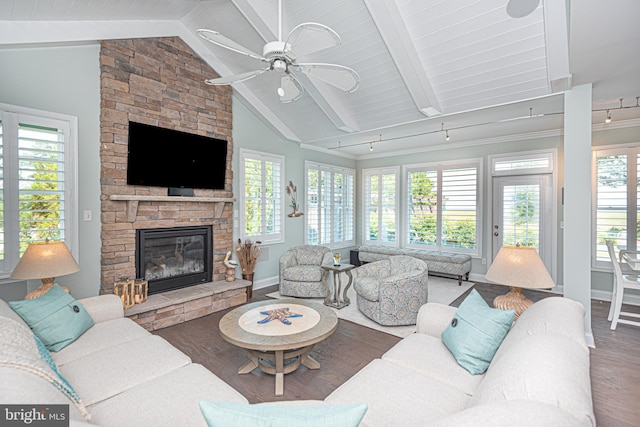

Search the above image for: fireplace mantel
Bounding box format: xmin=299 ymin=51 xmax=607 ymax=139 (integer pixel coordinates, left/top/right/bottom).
xmin=109 ymin=195 xmax=236 ymax=222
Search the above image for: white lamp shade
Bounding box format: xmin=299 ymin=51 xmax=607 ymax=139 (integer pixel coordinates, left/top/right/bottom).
xmin=10 ymin=241 xmax=80 ymax=280
xmin=485 ymin=246 xmax=554 ymax=289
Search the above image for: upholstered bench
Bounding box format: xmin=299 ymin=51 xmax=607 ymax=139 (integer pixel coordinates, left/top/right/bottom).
xmin=358 ymin=244 xmax=472 ymax=285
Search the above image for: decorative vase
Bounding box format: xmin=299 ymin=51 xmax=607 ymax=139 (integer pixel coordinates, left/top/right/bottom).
xmin=242 ymin=273 xmax=254 ymax=299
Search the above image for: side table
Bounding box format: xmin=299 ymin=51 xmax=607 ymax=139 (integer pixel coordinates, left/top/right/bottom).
xmin=321 ymin=263 xmax=355 ymax=309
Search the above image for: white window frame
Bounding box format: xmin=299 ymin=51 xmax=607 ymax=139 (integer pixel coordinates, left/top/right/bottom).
xmin=0 ymin=103 xmax=78 ymax=278
xmin=304 ymin=161 xmax=355 ymax=249
xmin=403 ymin=159 xmax=482 ymax=256
xmin=238 ymin=148 xmax=285 ymax=245
xmin=362 ymin=166 xmax=400 ymax=247
xmin=591 ymin=143 xmax=640 ymax=270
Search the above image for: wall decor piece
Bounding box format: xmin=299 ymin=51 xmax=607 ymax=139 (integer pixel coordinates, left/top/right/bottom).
xmin=286 ymin=180 xmax=304 ymax=217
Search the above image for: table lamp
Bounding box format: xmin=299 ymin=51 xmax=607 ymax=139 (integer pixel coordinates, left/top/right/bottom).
xmin=485 ymin=245 xmax=554 ymax=319
xmin=10 ymin=240 xmax=80 ymax=300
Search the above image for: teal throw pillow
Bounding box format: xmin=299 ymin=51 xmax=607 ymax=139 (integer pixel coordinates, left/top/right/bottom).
xmin=10 ymin=284 xmax=94 ymax=352
xmin=441 ymin=289 xmax=514 ymax=375
xmin=199 ymin=401 xmax=368 ymax=427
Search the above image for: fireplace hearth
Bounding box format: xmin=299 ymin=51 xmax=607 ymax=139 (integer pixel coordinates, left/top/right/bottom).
xmin=136 ymin=226 xmax=213 ymax=295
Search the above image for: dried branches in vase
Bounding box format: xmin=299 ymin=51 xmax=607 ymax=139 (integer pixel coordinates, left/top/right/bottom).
xmin=236 ymin=238 xmax=261 ymax=277
xmin=286 ymin=180 xmax=304 ymax=217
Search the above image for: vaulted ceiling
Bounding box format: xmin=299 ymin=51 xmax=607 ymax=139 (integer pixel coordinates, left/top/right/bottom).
xmin=1 ymin=0 xmax=639 ymax=158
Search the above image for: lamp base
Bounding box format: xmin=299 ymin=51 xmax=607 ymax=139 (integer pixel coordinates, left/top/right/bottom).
xmin=493 ymin=286 xmax=533 ymax=320
xmin=24 ymin=278 xmax=70 ymax=300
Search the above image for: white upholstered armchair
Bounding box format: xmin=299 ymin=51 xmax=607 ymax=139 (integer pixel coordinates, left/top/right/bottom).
xmin=279 ymin=245 xmax=333 ymax=298
xmin=353 ymin=255 xmax=429 ymax=326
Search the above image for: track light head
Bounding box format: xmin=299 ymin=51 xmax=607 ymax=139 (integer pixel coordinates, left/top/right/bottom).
xmin=445 ymin=130 xmax=450 ymax=141
xmin=369 ymin=142 xmax=373 ymax=152
xmin=605 ymin=109 xmax=612 ymax=124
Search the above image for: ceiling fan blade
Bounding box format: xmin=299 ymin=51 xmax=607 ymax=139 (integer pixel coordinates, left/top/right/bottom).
xmin=204 ymin=68 xmax=268 ymax=85
xmin=284 ymin=23 xmax=341 ymax=57
xmin=279 ymin=74 xmax=304 ymax=103
xmin=197 ymin=29 xmax=264 ymax=61
xmin=294 ymin=63 xmax=360 ymax=93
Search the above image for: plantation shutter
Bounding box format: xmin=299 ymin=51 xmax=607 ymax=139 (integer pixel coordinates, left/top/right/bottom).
xmin=18 ymin=123 xmax=66 ymax=254
xmin=305 ymin=162 xmax=355 ymax=247
xmin=407 ymin=169 xmax=438 ymax=247
xmin=593 ymin=150 xmax=631 ymax=263
xmin=364 ymin=168 xmax=398 ymax=245
xmin=240 ymin=150 xmax=283 ymax=243
xmin=441 ymin=166 xmax=478 ymax=250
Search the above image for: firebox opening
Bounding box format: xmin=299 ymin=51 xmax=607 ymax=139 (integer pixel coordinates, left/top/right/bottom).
xmin=135 ymin=226 xmax=213 ymax=295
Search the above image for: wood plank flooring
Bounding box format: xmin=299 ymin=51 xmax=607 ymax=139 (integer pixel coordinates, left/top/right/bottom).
xmin=154 ymin=282 xmax=640 ymax=426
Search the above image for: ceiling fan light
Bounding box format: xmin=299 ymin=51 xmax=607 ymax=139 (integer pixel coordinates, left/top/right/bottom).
xmin=277 ymin=87 xmax=285 ymax=97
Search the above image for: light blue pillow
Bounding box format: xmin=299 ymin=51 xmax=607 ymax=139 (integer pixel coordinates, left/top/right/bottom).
xmin=199 ymin=401 xmax=367 ymax=427
xmin=10 ymin=284 xmax=94 ymax=352
xmin=441 ymin=289 xmax=514 ymax=375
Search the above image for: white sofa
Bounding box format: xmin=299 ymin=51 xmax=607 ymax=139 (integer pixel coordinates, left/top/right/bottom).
xmin=325 ymin=296 xmax=595 ymax=426
xmin=0 ymin=294 xmax=247 ymax=427
xmin=1 ymin=292 xmax=594 ymax=426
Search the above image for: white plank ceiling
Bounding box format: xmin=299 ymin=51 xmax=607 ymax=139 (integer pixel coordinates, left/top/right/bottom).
xmin=0 ymin=0 xmax=639 ymax=158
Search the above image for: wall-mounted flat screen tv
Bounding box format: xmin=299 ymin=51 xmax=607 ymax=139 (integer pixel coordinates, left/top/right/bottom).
xmin=127 ymin=121 xmax=227 ymax=191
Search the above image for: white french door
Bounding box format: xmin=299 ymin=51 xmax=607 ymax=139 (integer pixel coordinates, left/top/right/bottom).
xmin=492 ymin=175 xmax=554 ymax=278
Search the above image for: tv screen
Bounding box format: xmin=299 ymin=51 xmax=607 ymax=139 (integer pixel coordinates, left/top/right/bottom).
xmin=127 ymin=122 xmax=227 ymax=191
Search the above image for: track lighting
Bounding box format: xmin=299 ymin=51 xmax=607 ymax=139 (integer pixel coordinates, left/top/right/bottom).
xmin=330 ymin=95 xmax=640 ymax=151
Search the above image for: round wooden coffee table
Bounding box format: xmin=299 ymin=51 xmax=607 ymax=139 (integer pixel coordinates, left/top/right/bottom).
xmin=219 ymin=299 xmax=338 ymax=396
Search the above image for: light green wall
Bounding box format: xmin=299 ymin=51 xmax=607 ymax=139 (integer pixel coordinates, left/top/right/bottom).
xmin=0 ymin=44 xmax=101 ymax=300
xmin=231 ymin=98 xmax=356 ymax=287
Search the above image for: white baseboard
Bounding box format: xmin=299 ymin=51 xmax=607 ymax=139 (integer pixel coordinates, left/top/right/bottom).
xmin=252 ymin=275 xmax=279 ymax=290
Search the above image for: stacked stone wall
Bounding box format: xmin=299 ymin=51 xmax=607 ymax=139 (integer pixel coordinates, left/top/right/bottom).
xmin=99 ymin=37 xmax=233 ymax=295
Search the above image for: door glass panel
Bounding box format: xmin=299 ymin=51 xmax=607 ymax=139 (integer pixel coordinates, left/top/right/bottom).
xmin=501 ymin=184 xmax=541 ymax=250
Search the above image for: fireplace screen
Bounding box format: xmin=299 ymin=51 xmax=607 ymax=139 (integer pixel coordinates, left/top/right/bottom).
xmin=136 ymin=226 xmax=213 ymax=294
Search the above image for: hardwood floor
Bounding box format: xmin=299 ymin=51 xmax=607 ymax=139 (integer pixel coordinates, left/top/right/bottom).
xmin=154 ymin=282 xmax=640 ymax=426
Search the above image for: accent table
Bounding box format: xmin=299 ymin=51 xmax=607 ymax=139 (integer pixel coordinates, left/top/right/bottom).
xmin=321 ymin=263 xmax=356 ymax=309
xmin=218 ymin=299 xmax=338 ymax=396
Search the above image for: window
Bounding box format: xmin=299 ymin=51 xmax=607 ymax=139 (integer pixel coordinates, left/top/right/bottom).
xmin=363 ymin=167 xmax=399 ymax=245
xmin=592 ymin=146 xmax=640 ymax=267
xmin=305 ymin=162 xmax=355 ymax=248
xmin=406 ymin=160 xmax=481 ymax=254
xmin=0 ymin=104 xmax=77 ymax=277
xmin=239 ymin=149 xmax=284 ymax=244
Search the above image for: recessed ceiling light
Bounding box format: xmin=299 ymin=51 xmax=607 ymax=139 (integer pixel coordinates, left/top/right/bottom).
xmin=506 ymin=0 xmax=540 ymax=18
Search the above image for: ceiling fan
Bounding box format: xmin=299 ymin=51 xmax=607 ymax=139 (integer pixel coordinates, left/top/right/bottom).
xmin=197 ymin=0 xmax=360 ymax=103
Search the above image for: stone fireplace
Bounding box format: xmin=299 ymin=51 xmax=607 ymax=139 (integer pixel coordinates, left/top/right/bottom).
xmin=99 ymin=37 xmax=248 ymax=330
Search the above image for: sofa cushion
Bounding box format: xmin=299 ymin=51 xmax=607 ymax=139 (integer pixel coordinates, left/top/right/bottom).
xmin=469 ymin=334 xmax=595 ymax=426
xmin=431 ymin=401 xmax=587 ymax=427
xmin=0 ymin=317 xmax=90 ymax=420
xmin=9 ymin=284 xmax=94 ymax=352
xmin=283 ymin=265 xmax=323 ymax=282
xmin=382 ymin=333 xmax=483 ymax=396
xmin=59 ymin=335 xmax=191 ymax=406
xmin=441 ymin=289 xmax=514 ymax=375
xmin=492 ymin=297 xmax=588 ymax=365
xmin=326 ymin=359 xmax=470 ymax=426
xmin=199 ymin=401 xmax=367 ymax=427
xmin=52 ymin=317 xmax=151 ymax=367
xmin=88 ymin=364 xmax=247 ymax=427
xmin=0 ymin=298 xmax=29 ymax=328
